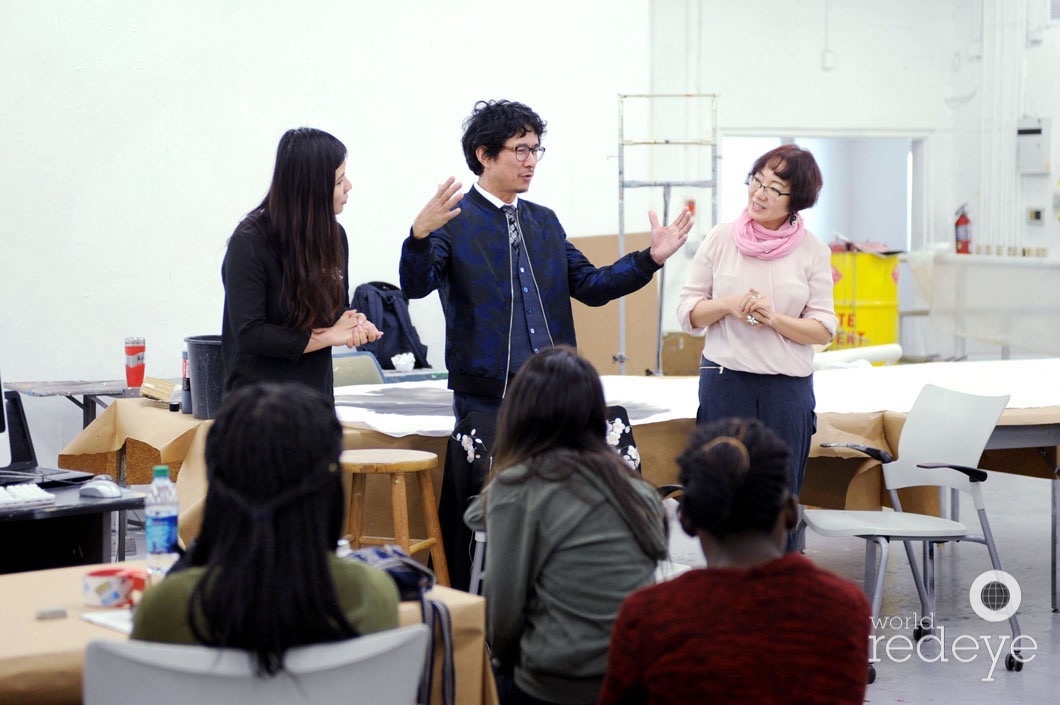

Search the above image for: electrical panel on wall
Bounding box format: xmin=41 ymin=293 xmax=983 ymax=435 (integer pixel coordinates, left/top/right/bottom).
xmin=1017 ymin=116 xmax=1051 ymax=174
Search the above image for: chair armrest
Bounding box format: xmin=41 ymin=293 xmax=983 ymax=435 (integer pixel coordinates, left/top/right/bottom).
xmin=819 ymin=442 xmax=895 ymax=464
xmin=917 ymin=462 xmax=989 ymax=483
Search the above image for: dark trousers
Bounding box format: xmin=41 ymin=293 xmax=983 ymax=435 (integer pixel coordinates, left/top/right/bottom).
xmin=697 ymin=359 xmax=816 ymax=552
xmin=453 ymin=392 xmax=503 ymax=429
xmin=494 ymin=672 xmax=583 ymax=705
xmin=438 ymin=392 xmax=502 ymax=590
xmin=696 ymin=357 xmax=816 ymax=496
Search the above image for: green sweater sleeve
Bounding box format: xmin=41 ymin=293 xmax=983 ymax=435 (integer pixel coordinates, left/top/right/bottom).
xmin=329 ymin=555 xmax=401 ymax=633
xmin=130 ymin=568 xmax=201 ymax=644
xmin=482 ymin=487 xmax=535 ymax=669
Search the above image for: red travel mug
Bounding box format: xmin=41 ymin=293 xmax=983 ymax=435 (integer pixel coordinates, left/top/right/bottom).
xmin=124 ymin=337 xmax=146 ymax=388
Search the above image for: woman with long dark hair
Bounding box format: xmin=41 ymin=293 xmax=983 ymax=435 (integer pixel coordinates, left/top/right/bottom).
xmin=464 ymin=346 xmax=668 ymax=705
xmin=597 ymin=418 xmax=870 ymax=705
xmin=221 ymin=127 xmax=380 ymax=398
xmin=131 ymin=382 xmax=399 ymax=675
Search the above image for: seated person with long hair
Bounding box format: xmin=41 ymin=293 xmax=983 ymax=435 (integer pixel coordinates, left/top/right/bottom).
xmin=131 ymin=382 xmax=399 ymax=675
xmin=597 ymin=418 xmax=871 ymax=705
xmin=465 ymin=346 xmax=668 ymax=705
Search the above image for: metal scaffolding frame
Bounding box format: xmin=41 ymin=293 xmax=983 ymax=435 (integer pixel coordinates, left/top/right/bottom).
xmin=616 ymin=93 xmax=720 ymax=375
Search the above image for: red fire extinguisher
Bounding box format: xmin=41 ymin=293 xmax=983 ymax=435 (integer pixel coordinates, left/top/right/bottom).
xmin=955 ymin=204 xmax=971 ymax=254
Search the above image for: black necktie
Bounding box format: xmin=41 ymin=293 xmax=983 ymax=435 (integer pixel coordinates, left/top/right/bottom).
xmin=502 ymin=205 xmax=522 ymax=249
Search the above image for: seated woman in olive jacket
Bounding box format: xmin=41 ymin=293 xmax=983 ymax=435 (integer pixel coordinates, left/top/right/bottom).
xmin=131 ymin=381 xmax=398 ymax=675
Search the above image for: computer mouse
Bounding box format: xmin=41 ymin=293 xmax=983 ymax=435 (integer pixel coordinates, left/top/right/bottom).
xmin=79 ymin=478 xmax=123 ymax=499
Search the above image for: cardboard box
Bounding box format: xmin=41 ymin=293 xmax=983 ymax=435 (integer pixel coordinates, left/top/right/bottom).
xmin=661 ymin=332 xmax=703 ymax=376
xmin=58 ymin=398 xmax=201 ymax=484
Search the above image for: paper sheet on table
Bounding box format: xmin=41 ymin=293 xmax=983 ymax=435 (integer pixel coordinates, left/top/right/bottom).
xmin=82 ymin=609 xmax=133 ymax=634
xmin=334 ymin=377 xmax=694 ymax=437
xmin=814 ymin=358 xmax=1060 ymax=414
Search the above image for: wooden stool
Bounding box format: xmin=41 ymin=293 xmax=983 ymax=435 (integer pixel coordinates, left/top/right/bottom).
xmin=339 ymin=448 xmax=449 ymax=586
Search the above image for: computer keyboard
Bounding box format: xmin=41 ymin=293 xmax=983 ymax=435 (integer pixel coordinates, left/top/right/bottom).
xmin=0 ymin=483 xmax=56 ymax=510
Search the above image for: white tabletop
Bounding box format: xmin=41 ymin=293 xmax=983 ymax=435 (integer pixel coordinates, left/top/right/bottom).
xmin=334 ymin=376 xmax=700 ymax=437
xmin=335 ymin=358 xmax=1060 ymax=438
xmin=813 ymin=357 xmax=1060 ymax=414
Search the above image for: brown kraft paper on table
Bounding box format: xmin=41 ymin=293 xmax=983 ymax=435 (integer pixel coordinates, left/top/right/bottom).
xmin=57 ymin=398 xmax=201 ymax=485
xmin=804 ymin=410 xmax=940 ymax=514
xmin=0 ymin=563 xmax=497 ymax=705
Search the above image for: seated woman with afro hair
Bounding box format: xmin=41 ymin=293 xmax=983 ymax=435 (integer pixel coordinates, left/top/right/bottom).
xmin=597 ymin=417 xmax=870 ymax=705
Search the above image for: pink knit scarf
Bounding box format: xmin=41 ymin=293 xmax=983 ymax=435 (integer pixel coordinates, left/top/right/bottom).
xmin=731 ymin=209 xmax=806 ymax=260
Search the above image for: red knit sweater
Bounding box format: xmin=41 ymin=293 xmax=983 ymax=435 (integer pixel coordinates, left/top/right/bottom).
xmin=597 ymin=554 xmax=870 ymax=705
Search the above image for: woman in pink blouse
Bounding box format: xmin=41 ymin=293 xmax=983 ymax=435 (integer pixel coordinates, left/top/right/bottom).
xmin=677 ymin=145 xmax=836 ymax=511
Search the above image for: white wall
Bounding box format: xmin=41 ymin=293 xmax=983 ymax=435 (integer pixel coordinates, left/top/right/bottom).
xmin=948 ymin=0 xmax=1060 ymax=254
xmin=717 ymin=135 xmax=909 ymax=250
xmin=4 ymin=0 xmax=1060 ymax=466
xmin=650 ymin=0 xmax=955 ymax=336
xmin=0 ymin=0 xmax=652 ymax=465
xmin=1017 ymin=2 xmax=1060 ymax=251
xmin=651 ymin=0 xmax=1060 ymax=360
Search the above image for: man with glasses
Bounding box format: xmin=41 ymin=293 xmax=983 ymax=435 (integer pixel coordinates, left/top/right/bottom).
xmin=399 ymin=99 xmax=691 ymax=590
xmin=401 ymin=99 xmax=692 ymax=425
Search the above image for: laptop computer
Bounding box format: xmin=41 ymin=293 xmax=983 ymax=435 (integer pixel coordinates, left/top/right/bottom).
xmin=0 ymin=369 xmax=94 ymax=488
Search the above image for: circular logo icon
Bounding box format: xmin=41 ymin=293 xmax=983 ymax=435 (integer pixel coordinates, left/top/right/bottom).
xmin=969 ymin=570 xmax=1021 ymax=622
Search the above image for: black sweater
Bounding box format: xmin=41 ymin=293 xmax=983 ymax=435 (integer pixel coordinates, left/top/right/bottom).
xmin=220 ymin=211 xmax=349 ymax=399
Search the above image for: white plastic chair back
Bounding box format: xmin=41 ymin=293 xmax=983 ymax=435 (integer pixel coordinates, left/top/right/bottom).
xmin=84 ymin=623 xmax=429 ymax=705
xmin=882 ymin=384 xmax=1008 ymax=509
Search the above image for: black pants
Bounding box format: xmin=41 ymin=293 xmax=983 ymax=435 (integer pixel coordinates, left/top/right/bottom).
xmin=494 ymin=672 xmax=587 ymax=705
xmin=438 ymin=392 xmax=501 ymax=590
xmin=697 ymin=358 xmax=816 ymax=552
xmin=697 ymin=358 xmax=816 ymax=495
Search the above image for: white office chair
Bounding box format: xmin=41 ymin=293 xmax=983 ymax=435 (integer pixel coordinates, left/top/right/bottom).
xmin=469 ymin=528 xmax=488 ymax=595
xmin=803 ymin=384 xmax=1022 ymax=682
xmin=83 ymin=623 xmax=429 ymax=705
xmin=333 ymin=351 xmax=386 ymax=386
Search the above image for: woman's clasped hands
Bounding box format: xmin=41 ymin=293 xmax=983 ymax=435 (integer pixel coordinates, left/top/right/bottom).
xmin=320 ymin=309 xmax=383 ymax=348
xmin=738 ymin=288 xmax=773 ymax=327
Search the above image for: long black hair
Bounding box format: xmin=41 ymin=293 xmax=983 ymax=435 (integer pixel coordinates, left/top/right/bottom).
xmin=257 ymin=127 xmax=347 ymax=333
xmin=491 ymin=346 xmax=665 ymax=557
xmin=676 ymin=417 xmax=791 ymax=539
xmin=186 ymin=381 xmax=354 ymax=675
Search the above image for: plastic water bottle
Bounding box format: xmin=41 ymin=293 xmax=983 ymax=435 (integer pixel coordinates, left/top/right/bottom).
xmin=145 ymin=464 xmax=179 ymax=580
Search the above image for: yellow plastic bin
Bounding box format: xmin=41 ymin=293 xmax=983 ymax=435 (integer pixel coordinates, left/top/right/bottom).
xmin=830 ymin=252 xmax=899 ymax=350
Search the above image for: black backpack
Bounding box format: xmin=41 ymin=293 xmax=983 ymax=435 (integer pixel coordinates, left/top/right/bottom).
xmin=350 ymin=282 xmax=431 ymax=369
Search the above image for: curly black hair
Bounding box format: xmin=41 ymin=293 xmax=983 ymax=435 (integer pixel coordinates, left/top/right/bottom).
xmin=676 ymin=417 xmax=792 ymax=539
xmin=461 ymin=99 xmax=547 ymax=175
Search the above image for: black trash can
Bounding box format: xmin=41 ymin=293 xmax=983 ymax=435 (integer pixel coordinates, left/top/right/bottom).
xmin=185 ymin=335 xmax=224 ymax=420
